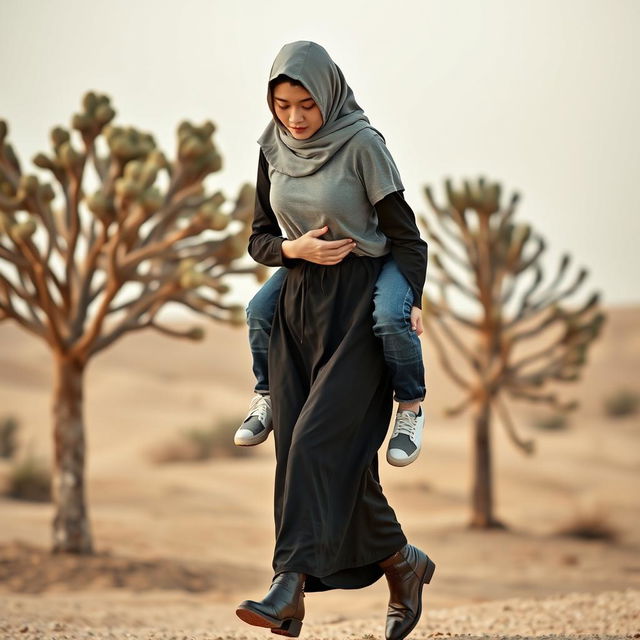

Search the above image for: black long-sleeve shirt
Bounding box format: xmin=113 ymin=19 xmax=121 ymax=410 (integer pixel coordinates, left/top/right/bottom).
xmin=248 ymin=149 xmax=428 ymax=309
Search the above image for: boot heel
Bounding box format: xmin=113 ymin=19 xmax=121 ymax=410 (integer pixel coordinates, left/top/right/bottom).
xmin=423 ymin=557 xmax=436 ymax=584
xmin=271 ymin=617 xmax=303 ymax=637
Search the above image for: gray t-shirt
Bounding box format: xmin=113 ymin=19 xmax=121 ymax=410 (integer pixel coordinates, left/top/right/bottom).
xmin=267 ymin=127 xmax=405 ymax=258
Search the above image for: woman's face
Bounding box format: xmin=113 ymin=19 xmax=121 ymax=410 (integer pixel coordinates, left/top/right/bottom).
xmin=272 ymin=81 xmax=324 ymax=140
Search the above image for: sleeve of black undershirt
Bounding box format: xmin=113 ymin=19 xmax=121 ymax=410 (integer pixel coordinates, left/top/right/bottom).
xmin=247 ymin=149 xmax=303 ymax=268
xmin=374 ymin=190 xmax=428 ymax=309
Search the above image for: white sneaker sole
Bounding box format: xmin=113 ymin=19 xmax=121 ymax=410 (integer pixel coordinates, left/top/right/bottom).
xmin=386 ymin=446 xmax=421 ymax=467
xmin=234 ymin=424 xmax=273 ymax=446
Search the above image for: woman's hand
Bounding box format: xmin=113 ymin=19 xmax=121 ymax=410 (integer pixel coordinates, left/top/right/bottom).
xmin=410 ymin=306 xmax=423 ymax=336
xmin=282 ymin=225 xmax=356 ymax=265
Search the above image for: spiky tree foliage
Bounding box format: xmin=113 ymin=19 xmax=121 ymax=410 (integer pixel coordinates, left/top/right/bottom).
xmin=0 ymin=91 xmax=269 ymax=553
xmin=418 ymin=178 xmax=606 ymax=528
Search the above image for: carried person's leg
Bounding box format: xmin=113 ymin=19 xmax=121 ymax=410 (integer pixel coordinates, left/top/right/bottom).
xmin=247 ymin=267 xmax=288 ymax=394
xmin=234 ymin=267 xmax=287 ymax=446
xmin=372 ymin=255 xmax=427 ymax=467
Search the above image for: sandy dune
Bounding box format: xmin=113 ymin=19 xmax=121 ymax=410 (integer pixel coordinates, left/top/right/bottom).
xmin=0 ymin=303 xmax=638 ymax=638
xmin=0 ymin=588 xmax=637 ymax=639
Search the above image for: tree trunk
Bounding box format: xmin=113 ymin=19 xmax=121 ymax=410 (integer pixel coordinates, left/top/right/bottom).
xmin=52 ymin=355 xmax=93 ymax=553
xmin=469 ymin=395 xmax=504 ymax=528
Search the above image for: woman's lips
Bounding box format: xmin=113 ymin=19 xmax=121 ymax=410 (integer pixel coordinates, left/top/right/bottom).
xmin=291 ymin=127 xmax=307 ymax=133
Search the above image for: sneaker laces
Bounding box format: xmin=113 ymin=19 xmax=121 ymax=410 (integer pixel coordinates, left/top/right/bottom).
xmin=392 ymin=410 xmax=418 ymax=441
xmin=246 ymin=394 xmax=271 ymax=425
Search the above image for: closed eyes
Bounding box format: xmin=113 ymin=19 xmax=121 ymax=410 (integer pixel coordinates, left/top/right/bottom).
xmin=277 ymin=104 xmax=316 ymax=111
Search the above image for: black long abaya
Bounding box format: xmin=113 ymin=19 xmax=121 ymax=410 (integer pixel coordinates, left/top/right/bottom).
xmin=267 ymin=252 xmax=408 ymax=593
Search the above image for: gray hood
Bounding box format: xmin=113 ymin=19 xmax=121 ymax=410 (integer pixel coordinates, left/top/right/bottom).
xmin=257 ymin=40 xmax=386 ymax=177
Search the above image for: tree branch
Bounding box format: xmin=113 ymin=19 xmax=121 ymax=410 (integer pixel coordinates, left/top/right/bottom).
xmin=493 ymin=394 xmax=535 ymax=454
xmin=423 ymin=316 xmax=472 ymax=390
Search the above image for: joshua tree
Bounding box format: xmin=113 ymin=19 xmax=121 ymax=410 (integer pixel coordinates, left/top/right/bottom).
xmin=0 ymin=91 xmax=267 ymax=553
xmin=0 ymin=415 xmax=19 ymax=458
xmin=418 ymin=178 xmax=605 ymax=528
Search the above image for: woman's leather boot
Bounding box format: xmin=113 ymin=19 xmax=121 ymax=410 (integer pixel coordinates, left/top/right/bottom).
xmin=378 ymin=543 xmax=436 ymax=640
xmin=235 ymin=571 xmax=306 ymax=637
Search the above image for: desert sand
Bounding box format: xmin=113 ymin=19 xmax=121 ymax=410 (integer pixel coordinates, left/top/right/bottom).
xmin=0 ymin=303 xmax=638 ymax=639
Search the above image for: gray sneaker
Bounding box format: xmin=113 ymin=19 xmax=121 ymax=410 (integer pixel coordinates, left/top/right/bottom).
xmin=234 ymin=393 xmax=273 ymax=446
xmin=386 ymin=406 xmax=425 ymax=467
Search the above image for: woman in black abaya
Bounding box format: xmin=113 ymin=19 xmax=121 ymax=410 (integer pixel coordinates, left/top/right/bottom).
xmin=235 ymin=41 xmax=436 ymax=640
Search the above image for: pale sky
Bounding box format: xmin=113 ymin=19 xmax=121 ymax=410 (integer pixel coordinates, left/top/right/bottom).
xmin=1 ymin=0 xmax=638 ymax=310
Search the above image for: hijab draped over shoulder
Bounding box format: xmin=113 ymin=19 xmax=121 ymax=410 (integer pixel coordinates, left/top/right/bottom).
xmin=256 ymin=40 xmax=406 ymax=259
xmin=257 ymin=40 xmax=388 ymax=177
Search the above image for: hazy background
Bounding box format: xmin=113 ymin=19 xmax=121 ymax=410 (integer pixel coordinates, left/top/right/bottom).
xmin=1 ymin=2 xmax=639 ymax=636
xmin=1 ymin=0 xmax=638 ymax=308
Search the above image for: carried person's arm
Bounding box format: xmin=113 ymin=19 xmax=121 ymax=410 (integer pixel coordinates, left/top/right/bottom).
xmin=352 ymin=129 xmax=427 ymax=309
xmin=374 ymin=190 xmax=428 ymax=310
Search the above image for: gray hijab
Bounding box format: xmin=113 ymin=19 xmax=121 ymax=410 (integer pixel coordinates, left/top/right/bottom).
xmin=257 ymin=40 xmax=386 ymax=177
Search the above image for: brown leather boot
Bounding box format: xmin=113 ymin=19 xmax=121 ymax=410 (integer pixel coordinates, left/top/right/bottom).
xmin=378 ymin=543 xmax=436 ymax=640
xmin=236 ymin=571 xmax=306 ymax=637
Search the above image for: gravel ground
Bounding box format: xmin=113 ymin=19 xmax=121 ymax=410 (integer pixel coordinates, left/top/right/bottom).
xmin=0 ymin=588 xmax=637 ymax=640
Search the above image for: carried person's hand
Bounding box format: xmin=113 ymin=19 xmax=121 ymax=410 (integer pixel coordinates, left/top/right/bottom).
xmin=410 ymin=306 xmax=423 ymax=336
xmin=282 ymin=225 xmax=356 ymax=265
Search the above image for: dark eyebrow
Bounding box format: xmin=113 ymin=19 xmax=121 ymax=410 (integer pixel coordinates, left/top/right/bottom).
xmin=273 ymin=96 xmax=315 ymax=104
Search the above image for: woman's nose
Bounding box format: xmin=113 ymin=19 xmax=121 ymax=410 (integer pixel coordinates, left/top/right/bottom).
xmin=288 ymin=108 xmax=304 ymax=124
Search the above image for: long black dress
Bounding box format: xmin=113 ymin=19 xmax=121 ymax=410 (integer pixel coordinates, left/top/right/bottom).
xmin=248 ymin=150 xmax=427 ymax=593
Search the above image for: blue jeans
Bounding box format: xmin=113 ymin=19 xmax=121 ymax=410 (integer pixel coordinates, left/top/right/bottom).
xmin=245 ymin=254 xmax=426 ymax=403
